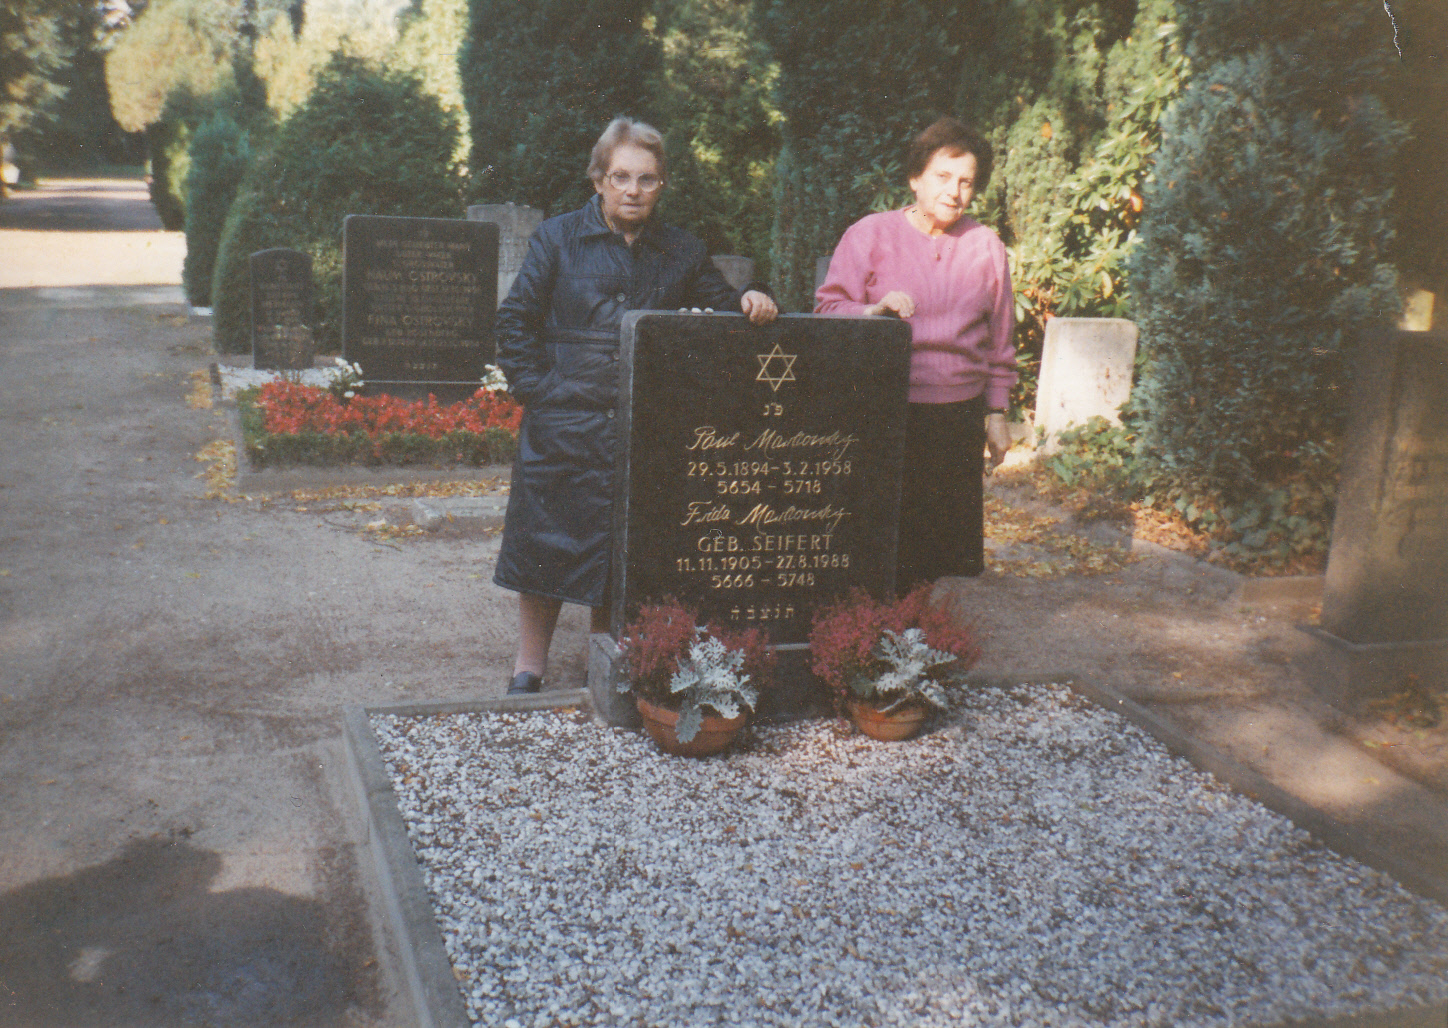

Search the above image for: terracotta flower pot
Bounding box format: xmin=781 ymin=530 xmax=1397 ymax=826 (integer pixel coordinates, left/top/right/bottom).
xmin=636 ymin=695 xmax=747 ymax=757
xmin=846 ymin=696 xmax=930 ymax=741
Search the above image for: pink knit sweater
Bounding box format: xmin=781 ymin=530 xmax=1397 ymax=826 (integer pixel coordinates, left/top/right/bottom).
xmin=815 ymin=208 xmax=1016 ymax=408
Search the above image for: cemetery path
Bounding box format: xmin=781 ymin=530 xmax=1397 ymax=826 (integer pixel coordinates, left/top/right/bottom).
xmin=0 ymin=178 xmax=1444 ymax=1028
xmin=0 ymin=178 xmax=186 ymax=288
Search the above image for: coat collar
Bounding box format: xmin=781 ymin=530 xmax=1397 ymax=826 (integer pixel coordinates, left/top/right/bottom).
xmin=582 ymin=194 xmax=667 ymax=250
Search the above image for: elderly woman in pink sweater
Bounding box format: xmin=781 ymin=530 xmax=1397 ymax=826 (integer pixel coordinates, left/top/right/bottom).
xmin=816 ymin=117 xmax=1016 ymax=592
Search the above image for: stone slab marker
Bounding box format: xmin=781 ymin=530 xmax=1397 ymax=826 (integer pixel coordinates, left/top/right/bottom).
xmin=814 ymin=255 xmax=833 ymax=298
xmin=466 ymin=203 xmax=544 ymax=305
xmin=342 ymin=215 xmax=499 ymax=400
xmin=1304 ymin=329 xmax=1448 ymax=705
xmin=1034 ymin=317 xmax=1137 ymax=451
xmin=589 ymin=311 xmax=912 ymax=725
xmin=710 ymin=255 xmax=755 ymax=292
xmin=249 ymin=248 xmax=314 ymax=370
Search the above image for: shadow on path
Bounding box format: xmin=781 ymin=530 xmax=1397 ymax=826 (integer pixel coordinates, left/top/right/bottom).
xmin=0 ymin=837 xmax=377 ymax=1027
xmin=0 ymin=179 xmax=164 ymax=232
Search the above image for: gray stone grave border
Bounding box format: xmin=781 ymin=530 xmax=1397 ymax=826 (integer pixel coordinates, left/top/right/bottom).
xmin=343 ymin=689 xmax=590 ymax=1028
xmin=343 ymin=679 xmax=1447 ymax=1028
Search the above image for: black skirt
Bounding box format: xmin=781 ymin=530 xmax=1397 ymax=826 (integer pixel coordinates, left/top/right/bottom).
xmin=895 ymin=396 xmax=985 ymax=593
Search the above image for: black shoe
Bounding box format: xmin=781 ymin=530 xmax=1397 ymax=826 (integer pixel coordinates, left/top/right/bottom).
xmin=507 ymin=671 xmax=543 ymax=695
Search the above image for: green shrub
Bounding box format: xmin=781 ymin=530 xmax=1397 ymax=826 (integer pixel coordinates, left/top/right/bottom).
xmin=460 ymin=0 xmax=659 ymax=216
xmin=210 ymin=55 xmax=464 ymax=354
xmin=146 ymin=87 xmax=248 ymax=231
xmin=648 ymin=0 xmax=780 ymax=279
xmin=182 ymin=111 xmax=261 ymax=306
xmin=1127 ymin=0 xmax=1404 ymax=561
xmin=756 ymin=0 xmax=967 ymax=312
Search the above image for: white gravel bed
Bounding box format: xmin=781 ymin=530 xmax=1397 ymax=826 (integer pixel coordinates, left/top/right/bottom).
xmin=373 ymin=684 xmax=1448 ymax=1027
xmin=215 ymin=364 xmax=347 ymax=399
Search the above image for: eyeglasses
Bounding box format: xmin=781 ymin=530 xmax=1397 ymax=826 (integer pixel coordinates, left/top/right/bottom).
xmin=606 ymin=171 xmax=662 ymax=192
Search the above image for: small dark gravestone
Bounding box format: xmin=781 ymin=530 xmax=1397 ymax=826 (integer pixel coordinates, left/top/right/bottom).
xmin=465 ymin=203 xmax=544 ymax=304
xmin=249 ymin=248 xmax=314 ymax=370
xmin=589 ymin=311 xmax=912 ymax=725
xmin=1304 ymin=329 xmax=1448 ymax=704
xmin=342 ymin=215 xmax=499 ymax=401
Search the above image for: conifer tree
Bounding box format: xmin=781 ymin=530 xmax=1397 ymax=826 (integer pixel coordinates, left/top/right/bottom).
xmin=1127 ymin=0 xmax=1403 ymax=556
xmin=460 ymin=0 xmax=659 ymax=215
xmin=210 ymin=56 xmax=463 ymax=352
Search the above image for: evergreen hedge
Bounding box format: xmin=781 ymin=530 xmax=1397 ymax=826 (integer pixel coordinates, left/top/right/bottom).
xmin=210 ymin=55 xmax=464 ymax=353
xmin=649 ymin=0 xmax=780 ymax=279
xmin=1127 ymin=0 xmax=1404 ymax=559
xmin=459 ymin=0 xmax=659 ymax=216
xmin=181 ymin=111 xmax=261 ymax=306
xmin=755 ymin=0 xmax=966 ymax=312
xmin=146 ymin=89 xmax=217 ymax=230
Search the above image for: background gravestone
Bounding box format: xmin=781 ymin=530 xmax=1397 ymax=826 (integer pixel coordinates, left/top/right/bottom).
xmin=589 ymin=311 xmax=912 ymax=725
xmin=1034 ymin=317 xmax=1137 ymax=452
xmin=709 ymin=255 xmax=755 ymax=292
xmin=342 ymin=215 xmax=499 ymax=401
xmin=1304 ymin=329 xmax=1448 ymax=705
xmin=814 ymin=254 xmax=833 ymax=298
xmin=249 ymin=248 xmax=314 ymax=371
xmin=465 ymin=203 xmax=544 ymax=305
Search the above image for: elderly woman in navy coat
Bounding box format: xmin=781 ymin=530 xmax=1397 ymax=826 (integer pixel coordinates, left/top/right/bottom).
xmin=494 ymin=117 xmax=778 ymax=694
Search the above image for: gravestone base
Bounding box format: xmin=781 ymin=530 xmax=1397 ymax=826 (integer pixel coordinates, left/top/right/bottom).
xmin=1296 ymin=625 xmax=1448 ymax=711
xmin=587 ymin=634 xmax=640 ymax=729
xmin=588 ymin=633 xmax=831 ymax=730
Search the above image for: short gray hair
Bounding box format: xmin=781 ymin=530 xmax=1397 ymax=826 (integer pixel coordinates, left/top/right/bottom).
xmin=587 ymin=117 xmax=667 ymax=185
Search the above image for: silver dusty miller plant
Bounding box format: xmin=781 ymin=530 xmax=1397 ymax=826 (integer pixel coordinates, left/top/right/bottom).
xmin=667 ymin=635 xmax=758 ymax=744
xmin=865 ymin=628 xmax=960 ymax=713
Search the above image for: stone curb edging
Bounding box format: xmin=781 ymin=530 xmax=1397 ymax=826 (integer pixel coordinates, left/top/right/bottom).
xmin=342 ymin=689 xmax=591 ymax=1028
xmin=345 ymin=682 xmax=1448 ymax=1028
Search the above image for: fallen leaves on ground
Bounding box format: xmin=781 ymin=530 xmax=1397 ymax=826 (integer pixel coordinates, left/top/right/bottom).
xmin=193 ymin=439 xmax=244 ymax=501
xmin=284 ymin=477 xmax=507 ymax=503
xmin=983 ymin=496 xmax=1134 ymax=579
xmin=1365 ymin=675 xmax=1447 ymax=730
xmin=185 ymin=369 xmax=213 ymax=410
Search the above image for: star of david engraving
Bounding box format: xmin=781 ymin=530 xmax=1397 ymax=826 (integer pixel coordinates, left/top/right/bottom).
xmin=755 ymin=344 xmax=797 ymax=392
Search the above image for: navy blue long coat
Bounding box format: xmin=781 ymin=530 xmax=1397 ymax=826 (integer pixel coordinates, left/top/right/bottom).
xmin=492 ymin=195 xmax=747 ymax=606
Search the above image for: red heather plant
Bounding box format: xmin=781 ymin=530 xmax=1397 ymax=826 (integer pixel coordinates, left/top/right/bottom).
xmin=808 ymin=585 xmax=979 ymax=700
xmin=619 ymin=599 xmax=702 ymax=704
xmin=620 ymin=602 xmax=780 ymax=708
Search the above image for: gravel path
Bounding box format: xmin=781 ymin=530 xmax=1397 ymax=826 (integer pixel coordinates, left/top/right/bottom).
xmin=374 ymin=685 xmax=1448 ymax=1027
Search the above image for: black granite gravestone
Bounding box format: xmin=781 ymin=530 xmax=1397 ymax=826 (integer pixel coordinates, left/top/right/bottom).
xmin=589 ymin=311 xmax=912 ymax=723
xmin=249 ymin=248 xmax=314 ymax=370
xmin=341 ymin=215 xmax=499 ymax=401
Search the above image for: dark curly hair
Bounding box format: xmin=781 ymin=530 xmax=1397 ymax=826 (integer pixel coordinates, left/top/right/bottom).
xmin=906 ymin=117 xmax=993 ymax=193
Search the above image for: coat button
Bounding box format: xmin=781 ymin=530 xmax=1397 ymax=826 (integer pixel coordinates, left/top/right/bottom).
xmin=616 ymin=292 xmax=627 ymax=303
xmin=607 ymin=409 xmax=615 ymax=418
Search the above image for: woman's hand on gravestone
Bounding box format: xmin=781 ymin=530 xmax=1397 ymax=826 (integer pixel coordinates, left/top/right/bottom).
xmin=740 ymin=290 xmax=778 ymax=325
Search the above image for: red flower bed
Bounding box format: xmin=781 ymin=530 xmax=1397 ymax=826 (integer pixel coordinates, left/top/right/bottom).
xmin=254 ymin=381 xmax=522 ymax=438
